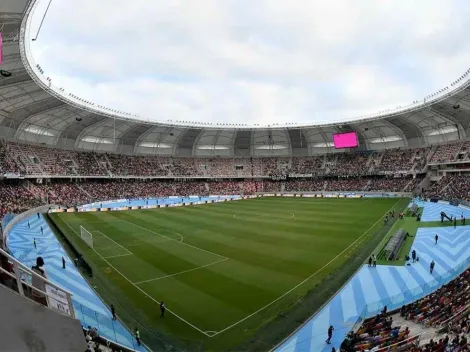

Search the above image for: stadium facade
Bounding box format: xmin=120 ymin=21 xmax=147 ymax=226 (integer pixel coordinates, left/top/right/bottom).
xmin=2 ymin=0 xmax=470 ymax=159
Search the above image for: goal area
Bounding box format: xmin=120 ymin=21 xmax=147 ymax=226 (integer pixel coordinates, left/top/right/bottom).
xmin=80 ymin=226 xmax=93 ymax=249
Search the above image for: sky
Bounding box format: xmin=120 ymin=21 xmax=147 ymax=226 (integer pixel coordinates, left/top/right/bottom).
xmin=29 ymin=0 xmax=470 ymax=126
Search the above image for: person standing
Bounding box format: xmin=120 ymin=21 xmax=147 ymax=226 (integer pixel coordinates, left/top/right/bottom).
xmin=111 ymin=304 xmax=117 ymax=320
xmin=412 ymin=250 xmax=416 ymax=263
xmin=435 ymin=234 xmax=438 ymax=245
xmin=31 ymin=257 xmax=47 ymax=307
xmin=160 ymin=301 xmax=166 ymax=318
xmin=28 ymin=220 xmax=30 ymax=229
xmin=326 ymin=325 xmax=334 ymax=344
xmin=372 ymin=255 xmax=377 ymax=268
xmin=368 ymin=256 xmax=372 ymax=267
xmin=62 ymin=257 xmax=66 ymax=269
xmin=134 ymin=328 xmax=141 ymax=346
xmin=454 ymin=218 xmax=457 ymax=228
xmin=40 ymin=226 xmax=43 ymax=235
xmin=33 ymin=238 xmax=37 ymax=249
xmin=430 ymin=260 xmax=435 ymax=274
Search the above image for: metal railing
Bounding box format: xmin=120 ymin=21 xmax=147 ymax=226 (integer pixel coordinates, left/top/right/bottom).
xmin=0 ymin=246 xmax=75 ymax=318
xmin=375 ymin=334 xmax=421 ymax=352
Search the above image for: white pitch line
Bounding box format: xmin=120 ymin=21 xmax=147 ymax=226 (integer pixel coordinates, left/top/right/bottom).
xmin=233 ymin=213 xmax=295 ymax=221
xmin=57 ymin=215 xmax=212 ymax=337
xmin=96 ymin=231 xmax=133 ymax=256
xmin=134 ymin=257 xmax=229 ymax=285
xmin=103 ymin=253 xmax=133 ymax=259
xmin=210 ymin=199 xmax=402 ymax=337
xmin=118 ymin=218 xmax=227 ymax=260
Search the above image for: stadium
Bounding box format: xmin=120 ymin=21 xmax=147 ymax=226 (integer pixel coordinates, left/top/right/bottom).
xmin=1 ymin=1 xmax=470 ymax=352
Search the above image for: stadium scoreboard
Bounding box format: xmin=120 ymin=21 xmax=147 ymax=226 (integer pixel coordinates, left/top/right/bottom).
xmin=332 ymin=131 xmax=358 ymax=149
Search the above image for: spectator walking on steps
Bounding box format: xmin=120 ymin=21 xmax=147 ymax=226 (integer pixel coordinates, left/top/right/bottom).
xmin=33 ymin=238 xmax=36 ymax=249
xmin=430 ymin=260 xmax=435 ymax=274
xmin=37 ymin=212 xmax=40 ymax=219
xmin=62 ymin=256 xmax=65 ymax=269
xmin=40 ymin=226 xmax=43 ymax=235
xmin=435 ymin=234 xmax=438 ymax=245
xmin=326 ymin=325 xmax=334 ymax=344
xmin=27 ymin=220 xmax=30 ymax=229
xmin=160 ymin=301 xmax=166 ymax=318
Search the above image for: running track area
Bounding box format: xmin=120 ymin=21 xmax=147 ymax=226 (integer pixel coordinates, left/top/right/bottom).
xmin=276 ymin=200 xmax=470 ymax=352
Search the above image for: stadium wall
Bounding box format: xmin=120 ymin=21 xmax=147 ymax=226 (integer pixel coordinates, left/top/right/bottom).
xmin=0 ymin=284 xmax=86 ymax=352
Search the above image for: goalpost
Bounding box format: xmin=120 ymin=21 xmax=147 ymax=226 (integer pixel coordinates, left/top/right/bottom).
xmin=80 ymin=226 xmax=94 ymax=249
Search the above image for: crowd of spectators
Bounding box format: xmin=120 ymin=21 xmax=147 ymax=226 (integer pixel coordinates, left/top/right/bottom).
xmin=425 ymin=174 xmax=470 ymax=202
xmin=0 ymin=175 xmax=420 ymax=216
xmin=400 ymin=268 xmax=470 ymax=330
xmin=339 ymin=268 xmax=470 ymax=351
xmin=340 ymin=312 xmax=411 ymax=351
xmin=0 ymin=141 xmax=436 ymax=178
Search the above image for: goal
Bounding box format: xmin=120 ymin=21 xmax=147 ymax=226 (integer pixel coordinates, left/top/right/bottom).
xmin=80 ymin=226 xmax=93 ymax=249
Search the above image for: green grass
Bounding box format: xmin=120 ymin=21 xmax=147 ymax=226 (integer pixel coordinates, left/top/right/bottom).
xmin=373 ymin=212 xmax=459 ymax=266
xmin=49 ymin=197 xmax=409 ymax=351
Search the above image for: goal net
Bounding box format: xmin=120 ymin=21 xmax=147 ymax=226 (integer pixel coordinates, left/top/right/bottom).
xmin=80 ymin=226 xmax=93 ymax=249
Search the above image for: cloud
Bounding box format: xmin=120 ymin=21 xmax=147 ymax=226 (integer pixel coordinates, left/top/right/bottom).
xmin=29 ymin=0 xmax=470 ymax=125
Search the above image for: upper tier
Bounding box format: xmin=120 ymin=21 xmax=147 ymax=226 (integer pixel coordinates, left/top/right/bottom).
xmin=1 ymin=139 xmax=468 ymax=178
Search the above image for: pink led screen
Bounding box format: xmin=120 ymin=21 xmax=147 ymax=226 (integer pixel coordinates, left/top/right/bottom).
xmin=332 ymin=132 xmax=358 ymax=149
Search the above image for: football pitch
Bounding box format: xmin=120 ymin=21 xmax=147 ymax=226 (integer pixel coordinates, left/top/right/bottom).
xmin=49 ymin=197 xmax=409 ymax=351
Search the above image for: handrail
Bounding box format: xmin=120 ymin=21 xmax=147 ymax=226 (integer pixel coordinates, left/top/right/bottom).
xmin=438 ymin=303 xmax=470 ymax=332
xmin=375 ymin=334 xmax=421 ymax=352
xmin=0 ymin=245 xmax=75 ymax=318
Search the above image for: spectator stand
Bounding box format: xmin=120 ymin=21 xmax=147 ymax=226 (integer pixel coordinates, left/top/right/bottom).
xmin=275 ymin=200 xmax=470 ymax=352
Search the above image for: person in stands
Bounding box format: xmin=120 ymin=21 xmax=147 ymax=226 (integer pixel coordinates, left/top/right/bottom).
xmin=435 ymin=234 xmax=439 ymax=245
xmin=430 ymin=260 xmax=435 ymax=274
xmin=31 ymin=256 xmax=48 ymax=307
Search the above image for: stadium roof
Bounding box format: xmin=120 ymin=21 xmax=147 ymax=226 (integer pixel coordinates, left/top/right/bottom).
xmin=1 ymin=0 xmax=470 ymax=157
